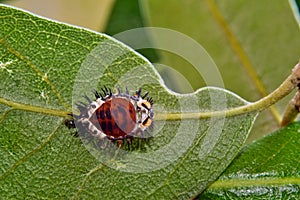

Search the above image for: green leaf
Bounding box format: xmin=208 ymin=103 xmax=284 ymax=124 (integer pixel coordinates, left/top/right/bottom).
xmin=0 ymin=5 xmax=257 ymax=199
xmin=199 ymin=122 xmax=300 ymax=199
xmin=141 ymin=0 xmax=300 ymax=141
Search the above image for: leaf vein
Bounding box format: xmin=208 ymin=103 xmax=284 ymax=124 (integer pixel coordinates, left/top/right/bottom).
xmin=0 ymin=37 xmax=70 ymax=109
xmin=145 ymin=125 xmax=210 ymax=198
xmin=0 ymin=121 xmax=61 ymax=181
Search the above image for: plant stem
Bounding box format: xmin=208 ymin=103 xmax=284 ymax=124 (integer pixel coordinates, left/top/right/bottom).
xmin=1 ymin=62 xmax=300 ymax=121
xmin=154 ymin=61 xmax=300 ymax=121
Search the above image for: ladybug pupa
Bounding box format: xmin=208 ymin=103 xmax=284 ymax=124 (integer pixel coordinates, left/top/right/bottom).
xmin=66 ymin=87 xmax=154 ymax=146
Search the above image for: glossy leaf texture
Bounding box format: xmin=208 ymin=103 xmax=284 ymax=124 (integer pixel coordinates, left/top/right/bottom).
xmin=199 ymin=122 xmax=300 ymax=199
xmin=291 ymin=0 xmax=300 ymax=26
xmin=0 ymin=5 xmax=257 ymax=199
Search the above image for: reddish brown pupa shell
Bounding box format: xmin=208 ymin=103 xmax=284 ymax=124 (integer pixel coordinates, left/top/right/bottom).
xmin=90 ymin=98 xmax=137 ymax=138
xmin=66 ymin=87 xmax=154 ymax=146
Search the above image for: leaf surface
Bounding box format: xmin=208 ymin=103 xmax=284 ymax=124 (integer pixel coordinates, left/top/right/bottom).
xmin=141 ymin=0 xmax=300 ymax=141
xmin=200 ymin=122 xmax=300 ymax=199
xmin=0 ymin=5 xmax=257 ymax=199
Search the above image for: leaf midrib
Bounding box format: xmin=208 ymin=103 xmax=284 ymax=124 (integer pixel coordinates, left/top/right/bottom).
xmin=208 ymin=177 xmax=300 ymax=189
xmin=204 ymin=0 xmax=281 ymax=124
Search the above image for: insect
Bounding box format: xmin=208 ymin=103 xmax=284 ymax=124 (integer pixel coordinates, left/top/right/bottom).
xmin=65 ymin=87 xmax=154 ymax=147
